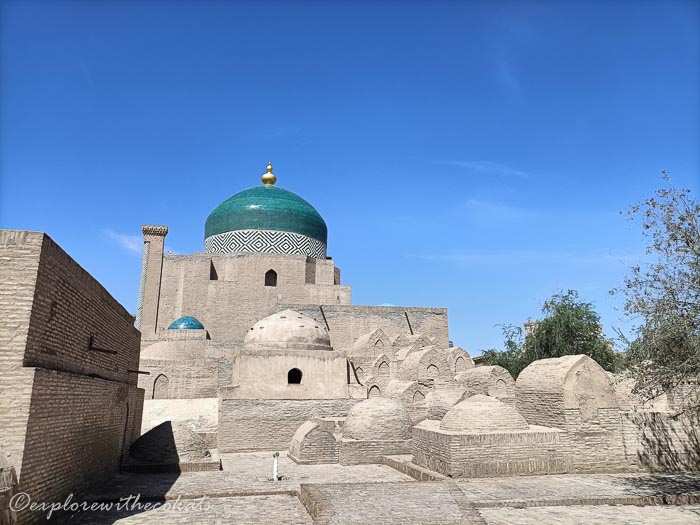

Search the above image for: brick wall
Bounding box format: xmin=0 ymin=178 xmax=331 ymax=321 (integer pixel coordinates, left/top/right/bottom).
xmin=292 ymin=305 xmax=450 ymax=352
xmin=0 ymin=230 xmax=145 ymax=524
xmin=138 ymin=359 xmax=219 ymax=399
xmin=412 ymin=422 xmax=570 ymax=477
xmin=516 ymin=391 xmax=567 ymax=428
xmin=621 ymin=411 xmax=700 ymax=472
xmin=17 ymin=370 xmax=142 ymax=523
xmin=0 ymin=231 xmax=43 ymax=473
xmin=338 ymin=439 xmax=412 ymax=465
xmin=146 ymin=252 xmax=351 ymax=344
xmin=559 ymin=408 xmax=628 ymax=473
xmin=140 ymin=250 xmax=449 ymax=353
xmin=218 ymin=398 xmax=359 ymax=452
xmin=0 ymin=368 xmax=35 ymax=477
xmin=23 ymin=233 xmax=141 ymax=384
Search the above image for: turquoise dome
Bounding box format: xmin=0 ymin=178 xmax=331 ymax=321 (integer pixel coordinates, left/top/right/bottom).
xmin=204 ymin=185 xmax=327 ymax=243
xmin=168 ymin=316 xmax=205 ymax=330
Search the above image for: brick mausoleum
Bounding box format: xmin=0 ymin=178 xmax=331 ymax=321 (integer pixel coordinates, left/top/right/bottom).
xmin=1 ymin=162 xmax=698 ymax=524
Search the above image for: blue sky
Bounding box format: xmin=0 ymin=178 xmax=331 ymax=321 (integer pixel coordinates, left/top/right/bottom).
xmin=1 ymin=0 xmax=698 ymax=353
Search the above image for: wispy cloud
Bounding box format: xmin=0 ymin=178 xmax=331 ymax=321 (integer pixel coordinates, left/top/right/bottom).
xmin=435 ymin=160 xmax=530 ymax=179
xmin=104 ymin=229 xmax=141 ymax=255
xmin=411 ymin=250 xmax=640 ymax=268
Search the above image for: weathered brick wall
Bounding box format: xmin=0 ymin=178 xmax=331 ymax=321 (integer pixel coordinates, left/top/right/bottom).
xmin=0 ymin=230 xmax=145 ymax=524
xmin=23 ymin=233 xmax=141 ymax=385
xmin=448 ymin=430 xmax=570 ymax=477
xmin=338 ymin=439 xmax=412 ymax=465
xmin=412 ymin=425 xmax=451 ymax=475
xmin=412 ymin=423 xmax=570 ymax=478
xmin=559 ymin=408 xmax=628 ymax=473
xmin=0 ymin=368 xmax=36 ymax=478
xmin=218 ymin=398 xmax=359 ymax=452
xmin=138 ymin=337 xmax=234 ymax=397
xmin=138 ymin=359 xmax=219 ymax=399
xmin=14 ymin=370 xmax=143 ymax=523
xmin=147 ymin=253 xmax=351 ymax=344
xmin=293 ymin=305 xmax=450 ymax=352
xmin=0 ymin=230 xmax=41 ymax=366
xmin=516 ymin=391 xmax=567 ymax=428
xmin=141 ymin=251 xmax=448 ymax=353
xmin=621 ymin=411 xmax=700 ymax=472
xmin=0 ymin=231 xmax=43 ymax=473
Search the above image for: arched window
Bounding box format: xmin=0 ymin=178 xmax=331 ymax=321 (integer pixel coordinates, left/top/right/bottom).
xmin=413 ymin=391 xmax=426 ymax=406
xmin=493 ymin=378 xmax=508 ymax=398
xmin=152 ymin=374 xmax=169 ymax=399
xmin=288 ymin=368 xmax=302 ymax=384
xmin=265 ymin=269 xmax=277 ymax=287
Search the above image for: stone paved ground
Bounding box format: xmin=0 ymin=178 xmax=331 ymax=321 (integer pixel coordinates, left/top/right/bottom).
xmin=219 ymin=451 xmax=414 ymax=486
xmin=84 ymin=452 xmax=413 ymax=503
xmin=457 ymin=472 xmax=700 ymax=506
xmin=300 ymin=481 xmax=487 ymax=525
xmin=65 ymin=453 xmax=700 ymax=524
xmin=299 ymin=477 xmax=700 ymax=525
xmin=480 ymin=504 xmax=700 ymax=524
xmin=69 ymin=495 xmax=312 ymax=525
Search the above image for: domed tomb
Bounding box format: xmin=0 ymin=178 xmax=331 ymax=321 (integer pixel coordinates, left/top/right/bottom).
xmin=440 ymin=394 xmax=529 ymax=433
xmin=343 ymin=397 xmax=412 ymax=441
xmin=204 ymin=162 xmax=328 ymax=258
xmin=426 ymin=385 xmax=468 ymax=420
xmin=244 ymin=309 xmax=332 ymax=351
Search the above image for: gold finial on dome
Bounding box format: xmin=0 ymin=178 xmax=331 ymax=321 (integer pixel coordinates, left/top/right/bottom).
xmin=261 ymin=161 xmax=277 ymax=185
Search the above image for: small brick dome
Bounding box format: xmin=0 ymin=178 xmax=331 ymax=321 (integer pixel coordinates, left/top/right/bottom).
xmin=244 ymin=309 xmax=332 ymax=351
xmin=426 ymin=386 xmax=467 ymax=420
xmin=440 ymin=394 xmax=528 ymax=433
xmin=343 ymin=397 xmax=412 ymax=441
xmin=168 ymin=316 xmax=204 ymax=330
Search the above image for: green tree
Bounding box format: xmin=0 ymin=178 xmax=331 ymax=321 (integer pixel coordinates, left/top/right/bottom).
xmin=480 ymin=324 xmax=527 ymax=378
xmin=612 ymin=173 xmax=700 ymax=413
xmin=525 ymin=290 xmax=618 ymax=371
xmin=483 ymin=290 xmax=618 ymax=378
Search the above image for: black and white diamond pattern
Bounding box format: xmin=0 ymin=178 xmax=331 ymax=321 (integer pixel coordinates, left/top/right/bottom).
xmin=205 ymin=229 xmax=327 ymax=259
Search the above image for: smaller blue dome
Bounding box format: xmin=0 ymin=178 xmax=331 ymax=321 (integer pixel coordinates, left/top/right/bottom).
xmin=168 ymin=316 xmax=204 ymax=330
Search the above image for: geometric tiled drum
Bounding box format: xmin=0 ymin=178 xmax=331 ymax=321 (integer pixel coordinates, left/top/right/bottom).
xmin=204 ymin=229 xmax=327 ymax=258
